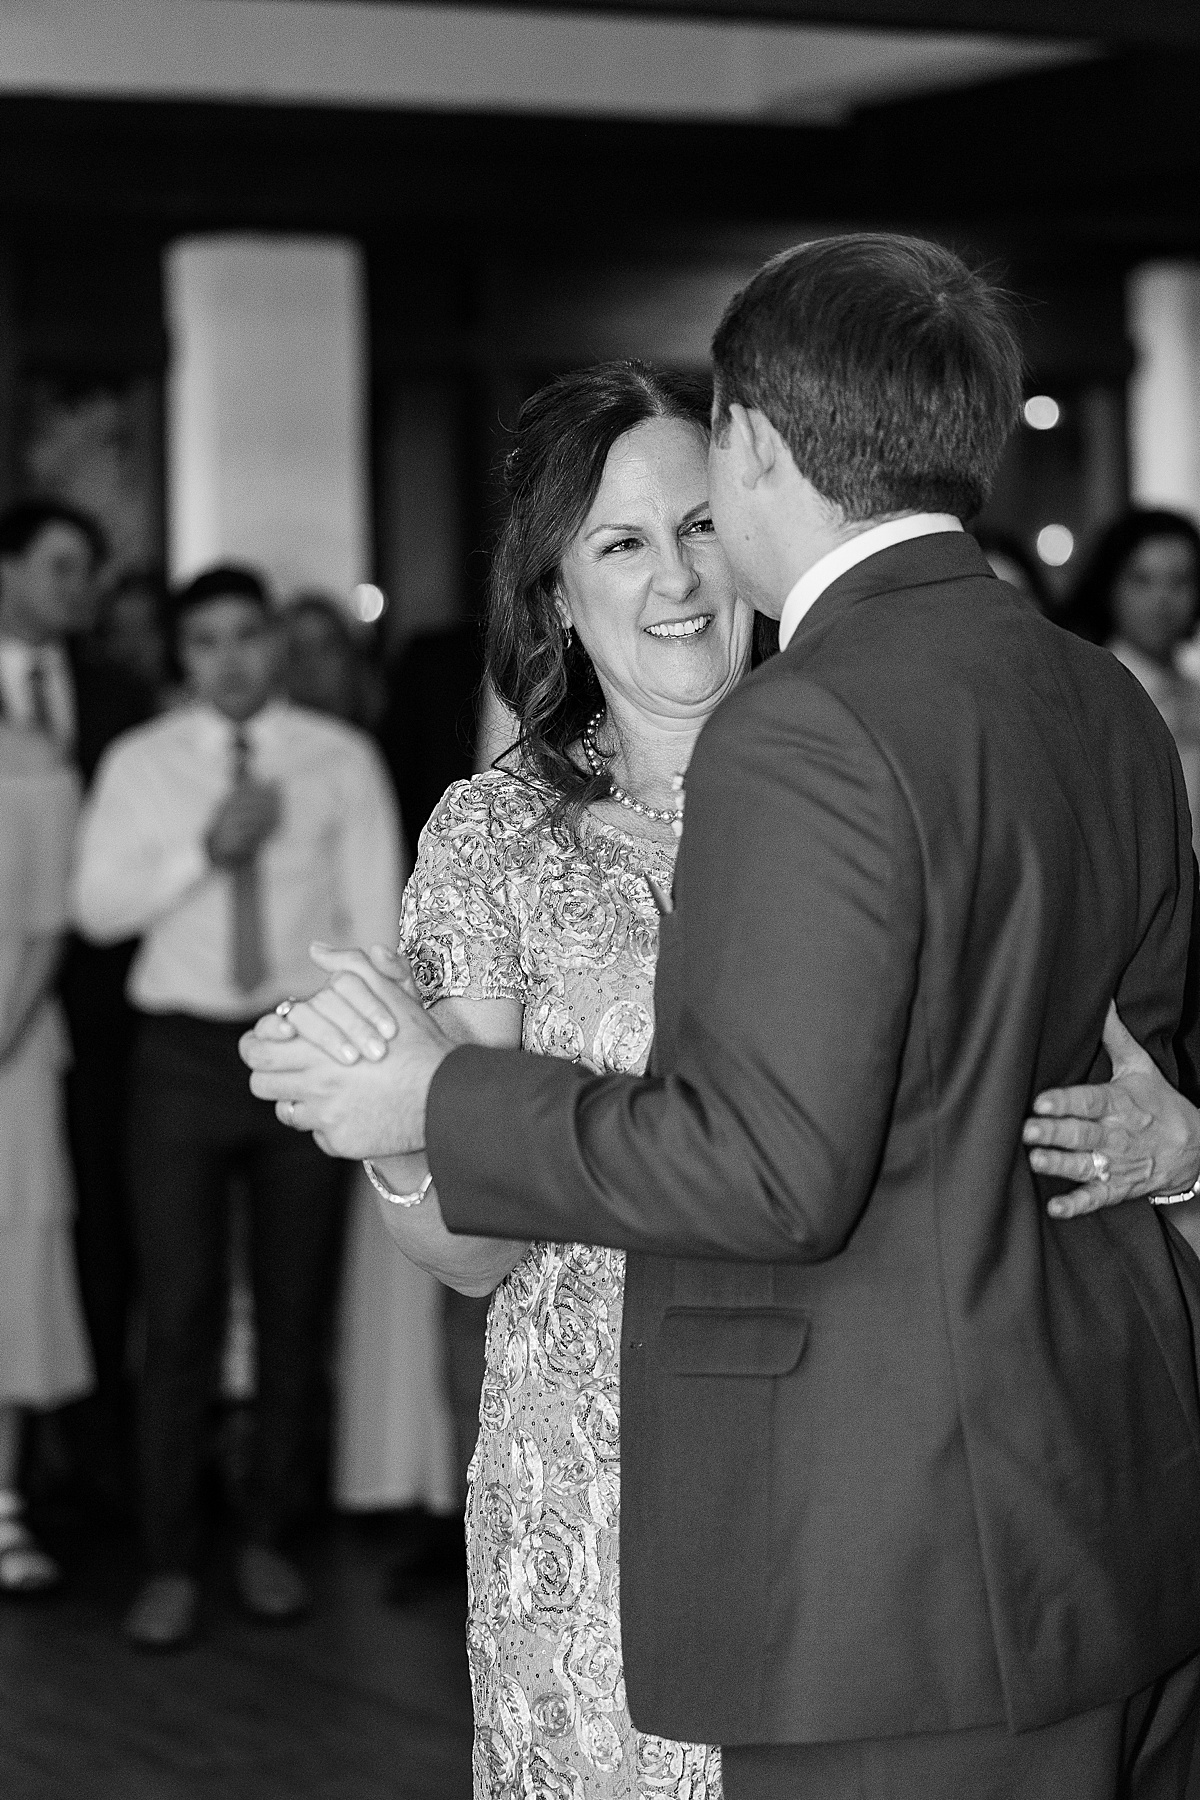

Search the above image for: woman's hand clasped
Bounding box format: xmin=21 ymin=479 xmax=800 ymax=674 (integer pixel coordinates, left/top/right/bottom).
xmin=1024 ymin=1002 xmax=1200 ymax=1218
xmin=260 ymin=942 xmax=412 ymax=1066
xmin=239 ymin=943 xmax=451 ymax=1160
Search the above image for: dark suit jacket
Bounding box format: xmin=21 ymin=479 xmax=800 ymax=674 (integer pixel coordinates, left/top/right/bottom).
xmin=430 ymin=534 xmax=1200 ymax=1746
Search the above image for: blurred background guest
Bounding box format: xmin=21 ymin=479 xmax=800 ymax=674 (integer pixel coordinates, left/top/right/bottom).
xmin=282 ymin=584 xmax=460 ymax=1560
xmin=1063 ymin=507 xmax=1200 ymax=845
xmin=369 ymin=619 xmax=494 ymax=1603
xmin=283 ymin=590 xmax=386 ymax=731
xmin=0 ymin=724 xmax=93 ymax=1595
xmin=91 ymin=568 xmax=181 ymax=713
xmin=974 ymin=525 xmax=1054 ymax=616
xmin=0 ymin=498 xmax=152 ymax=1518
xmin=72 ymin=563 xmax=401 ymax=1651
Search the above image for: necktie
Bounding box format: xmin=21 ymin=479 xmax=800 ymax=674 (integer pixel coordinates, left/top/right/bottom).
xmin=230 ymin=726 xmax=269 ymax=995
xmin=27 ymin=654 xmax=54 ymax=736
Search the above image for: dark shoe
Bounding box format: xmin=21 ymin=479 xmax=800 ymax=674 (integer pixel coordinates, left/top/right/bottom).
xmin=235 ymin=1544 xmax=310 ymax=1622
xmin=123 ymin=1574 xmax=199 ymax=1650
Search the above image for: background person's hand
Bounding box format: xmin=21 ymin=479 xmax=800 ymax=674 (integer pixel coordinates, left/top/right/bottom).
xmin=1023 ymin=1002 xmax=1200 ymax=1218
xmin=205 ymin=781 xmax=282 ymax=867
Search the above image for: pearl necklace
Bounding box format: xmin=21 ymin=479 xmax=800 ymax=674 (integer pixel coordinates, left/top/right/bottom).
xmin=583 ymin=711 xmax=683 ymax=825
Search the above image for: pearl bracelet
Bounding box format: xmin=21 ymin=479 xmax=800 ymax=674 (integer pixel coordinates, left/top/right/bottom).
xmin=363 ymin=1160 xmax=434 ymax=1208
xmin=1149 ymin=1167 xmax=1200 ymax=1207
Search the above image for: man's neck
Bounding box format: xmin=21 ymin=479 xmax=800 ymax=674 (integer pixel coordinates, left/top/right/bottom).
xmin=0 ymin=602 xmax=56 ymax=648
xmin=776 ymin=510 xmax=925 ymax=609
xmin=210 ymin=695 xmax=280 ymax=728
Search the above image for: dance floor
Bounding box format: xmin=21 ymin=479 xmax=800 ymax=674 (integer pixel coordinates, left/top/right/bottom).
xmin=0 ymin=1510 xmax=474 ymax=1799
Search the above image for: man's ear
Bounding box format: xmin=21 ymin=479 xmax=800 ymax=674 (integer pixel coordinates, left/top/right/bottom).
xmin=728 ymin=404 xmax=779 ymax=490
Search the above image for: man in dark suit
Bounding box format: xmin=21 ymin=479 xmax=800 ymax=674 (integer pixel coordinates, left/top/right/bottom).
xmin=245 ymin=238 xmax=1200 ymax=1795
xmin=0 ymin=498 xmax=152 ymax=1510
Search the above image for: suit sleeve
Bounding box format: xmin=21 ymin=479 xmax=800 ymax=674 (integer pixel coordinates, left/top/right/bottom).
xmin=430 ymin=675 xmax=924 ymax=1263
xmin=1172 ymin=858 xmax=1200 ymax=1105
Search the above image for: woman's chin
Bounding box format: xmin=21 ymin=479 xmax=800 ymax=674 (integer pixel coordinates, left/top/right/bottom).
xmin=639 ymin=659 xmax=741 ymax=715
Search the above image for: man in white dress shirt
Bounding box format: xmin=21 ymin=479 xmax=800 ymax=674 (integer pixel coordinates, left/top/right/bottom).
xmin=74 ymin=564 xmax=401 ymax=1649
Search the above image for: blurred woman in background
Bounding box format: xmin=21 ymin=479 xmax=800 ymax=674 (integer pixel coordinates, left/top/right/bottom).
xmin=92 ymin=569 xmax=179 ymax=712
xmin=283 ymin=592 xmax=385 ymax=731
xmin=281 ymin=589 xmax=459 ymax=1545
xmin=0 ymin=724 xmax=93 ymax=1593
xmin=1065 ymin=507 xmax=1200 ymax=847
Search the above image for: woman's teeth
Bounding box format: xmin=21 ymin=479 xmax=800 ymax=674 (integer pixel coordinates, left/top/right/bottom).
xmin=646 ymin=615 xmax=710 ymax=639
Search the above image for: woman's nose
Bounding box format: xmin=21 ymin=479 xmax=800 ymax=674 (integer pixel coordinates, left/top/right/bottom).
xmin=654 ymin=543 xmax=700 ymax=603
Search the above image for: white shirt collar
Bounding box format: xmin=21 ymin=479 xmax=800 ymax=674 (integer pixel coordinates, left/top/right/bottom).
xmin=0 ymin=635 xmax=68 ymax=673
xmin=777 ymin=514 xmax=964 ymax=652
xmin=190 ymin=697 xmax=289 ymax=751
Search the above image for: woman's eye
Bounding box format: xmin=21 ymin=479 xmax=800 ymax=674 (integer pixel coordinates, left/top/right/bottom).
xmin=684 ymin=516 xmax=716 ymax=537
xmin=602 ymin=537 xmax=640 ymax=555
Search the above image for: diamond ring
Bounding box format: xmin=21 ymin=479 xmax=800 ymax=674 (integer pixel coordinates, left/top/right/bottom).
xmin=1091 ymin=1150 xmax=1110 ymax=1183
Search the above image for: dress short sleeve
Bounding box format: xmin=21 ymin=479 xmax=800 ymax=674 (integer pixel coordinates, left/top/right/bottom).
xmin=399 ymin=775 xmax=539 ymax=1006
xmin=0 ymin=733 xmax=81 ymax=936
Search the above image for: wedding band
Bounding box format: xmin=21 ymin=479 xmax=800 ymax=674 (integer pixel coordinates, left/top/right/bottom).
xmin=1091 ymin=1150 xmax=1110 ymax=1183
xmin=275 ymin=998 xmax=297 ymax=1019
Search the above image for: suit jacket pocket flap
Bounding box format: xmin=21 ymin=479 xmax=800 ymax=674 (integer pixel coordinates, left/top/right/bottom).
xmin=658 ymin=1306 xmax=809 ymax=1377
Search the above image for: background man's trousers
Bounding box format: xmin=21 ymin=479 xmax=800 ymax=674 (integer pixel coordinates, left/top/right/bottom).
xmin=126 ymin=1012 xmax=345 ymax=1573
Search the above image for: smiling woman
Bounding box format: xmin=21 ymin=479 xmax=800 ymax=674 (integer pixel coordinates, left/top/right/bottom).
xmin=487 ymin=359 xmax=754 ymax=833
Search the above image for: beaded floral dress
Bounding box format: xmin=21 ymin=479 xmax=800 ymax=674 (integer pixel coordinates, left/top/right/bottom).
xmin=400 ymin=771 xmax=722 ymax=1800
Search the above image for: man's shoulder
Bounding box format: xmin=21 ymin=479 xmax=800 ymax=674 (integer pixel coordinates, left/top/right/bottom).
xmin=697 ymin=647 xmax=874 ymax=755
xmin=92 ymin=704 xmax=191 ymax=774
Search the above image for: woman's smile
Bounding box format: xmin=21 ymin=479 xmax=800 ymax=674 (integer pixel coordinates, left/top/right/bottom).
xmin=644 ymin=613 xmax=713 ymax=641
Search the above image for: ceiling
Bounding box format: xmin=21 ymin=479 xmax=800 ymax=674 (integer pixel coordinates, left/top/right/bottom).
xmin=0 ymin=0 xmax=1087 ymax=123
xmin=298 ymin=0 xmax=1199 ymax=48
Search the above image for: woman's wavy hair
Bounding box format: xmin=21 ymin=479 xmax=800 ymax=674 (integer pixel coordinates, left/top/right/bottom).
xmin=487 ymin=359 xmax=711 ymax=832
xmin=1061 ymin=507 xmax=1200 ymax=646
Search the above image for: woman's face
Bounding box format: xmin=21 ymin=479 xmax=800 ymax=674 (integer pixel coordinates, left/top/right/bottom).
xmin=1111 ymin=534 xmax=1199 ymax=662
xmin=556 ymin=416 xmax=753 ymax=728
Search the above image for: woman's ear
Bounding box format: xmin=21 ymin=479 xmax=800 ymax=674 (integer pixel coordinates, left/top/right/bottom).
xmin=552 ymin=588 xmax=574 ymax=636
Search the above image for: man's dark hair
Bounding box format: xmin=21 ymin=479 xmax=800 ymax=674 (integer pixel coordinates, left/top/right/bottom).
xmin=0 ymin=496 xmax=107 ymax=566
xmin=711 ymin=234 xmax=1023 ymax=522
xmin=173 ymin=562 xmax=271 ymax=622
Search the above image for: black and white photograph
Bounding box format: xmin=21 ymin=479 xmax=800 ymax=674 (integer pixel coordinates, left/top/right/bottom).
xmin=3 ymin=1 xmax=1200 ymax=1796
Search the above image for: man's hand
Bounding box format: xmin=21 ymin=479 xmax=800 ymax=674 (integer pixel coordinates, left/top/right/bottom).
xmin=1023 ymin=1002 xmax=1200 ymax=1218
xmin=205 ymin=781 xmax=282 ymax=868
xmin=238 ymin=947 xmax=450 ymax=1159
